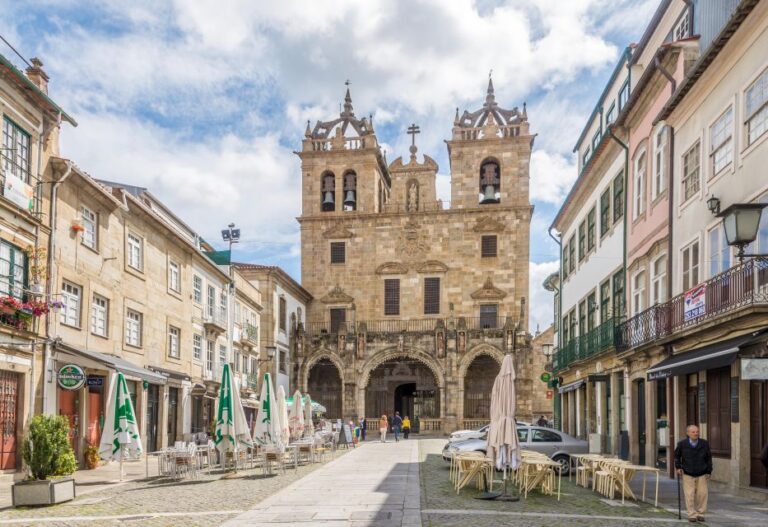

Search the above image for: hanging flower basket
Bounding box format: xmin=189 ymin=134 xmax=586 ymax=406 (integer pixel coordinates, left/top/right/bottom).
xmin=70 ymin=221 xmax=84 ymax=233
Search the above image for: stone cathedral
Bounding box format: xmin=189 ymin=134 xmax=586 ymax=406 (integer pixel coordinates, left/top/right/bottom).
xmin=294 ymin=80 xmax=538 ymax=432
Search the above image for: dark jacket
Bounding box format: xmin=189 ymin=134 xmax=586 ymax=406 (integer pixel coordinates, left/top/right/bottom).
xmin=392 ymin=415 xmax=403 ymax=428
xmin=674 ymin=438 xmax=713 ymax=477
xmin=761 ymin=443 xmax=768 ymax=470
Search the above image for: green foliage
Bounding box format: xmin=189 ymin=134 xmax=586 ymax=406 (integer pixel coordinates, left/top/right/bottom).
xmin=21 ymin=414 xmax=77 ymax=480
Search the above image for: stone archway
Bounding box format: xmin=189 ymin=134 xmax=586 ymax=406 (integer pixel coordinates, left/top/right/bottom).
xmin=459 ymin=344 xmax=504 ymax=422
xmin=304 ymin=352 xmax=345 ymax=419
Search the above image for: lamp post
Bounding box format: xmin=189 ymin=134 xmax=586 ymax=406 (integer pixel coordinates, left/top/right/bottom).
xmin=715 ymin=203 xmax=768 ymax=261
xmin=542 ymin=343 xmax=554 ymax=373
xmin=221 ymin=223 xmax=240 ymax=364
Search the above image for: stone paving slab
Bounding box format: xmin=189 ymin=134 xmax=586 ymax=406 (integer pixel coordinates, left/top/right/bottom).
xmin=224 ymin=439 xmax=422 ymax=526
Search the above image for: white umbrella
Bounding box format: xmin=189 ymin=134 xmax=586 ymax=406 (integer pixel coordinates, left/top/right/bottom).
xmin=303 ymin=393 xmax=315 ymax=438
xmin=288 ymin=390 xmax=305 ymax=440
xmin=485 ymin=354 xmax=521 ymax=501
xmin=253 ymin=373 xmax=281 ymax=448
xmin=214 ymin=363 xmax=253 ymax=468
xmin=99 ymin=372 xmax=142 ymax=480
xmin=275 ymin=385 xmax=291 ymax=446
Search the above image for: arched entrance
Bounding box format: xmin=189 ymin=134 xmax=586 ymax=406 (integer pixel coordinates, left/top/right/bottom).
xmin=463 ymin=354 xmax=501 ymax=419
xmin=365 ymin=359 xmax=440 ymax=420
xmin=307 ymin=359 xmax=342 ymax=419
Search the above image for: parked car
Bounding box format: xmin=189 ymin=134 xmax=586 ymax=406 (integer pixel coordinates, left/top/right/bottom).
xmin=441 ymin=425 xmax=588 ymax=474
xmin=448 ymin=421 xmax=530 ymax=443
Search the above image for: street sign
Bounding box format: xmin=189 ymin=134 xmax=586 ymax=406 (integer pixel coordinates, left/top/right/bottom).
xmin=87 ymin=377 xmax=103 ymax=386
xmin=540 ymin=372 xmax=551 ymax=382
xmin=546 ymin=390 xmax=554 ymax=400
xmin=57 ymin=364 xmax=85 ymax=390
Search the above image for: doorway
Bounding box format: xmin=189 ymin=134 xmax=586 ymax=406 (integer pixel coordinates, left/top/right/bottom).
xmin=395 ymin=383 xmax=416 ymax=418
xmin=0 ymin=370 xmax=20 ymax=470
xmin=86 ymin=378 xmax=104 ymax=447
xmin=146 ymin=384 xmax=159 ymax=452
xmin=750 ymin=380 xmax=768 ymax=488
xmin=168 ymin=387 xmax=179 ymax=445
xmin=636 ymin=379 xmax=646 ymax=466
xmin=59 ymin=388 xmax=80 ymax=456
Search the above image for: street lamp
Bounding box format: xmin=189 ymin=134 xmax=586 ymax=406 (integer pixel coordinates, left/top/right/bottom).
xmin=716 ymin=203 xmax=768 ymax=261
xmin=262 ymin=346 xmax=276 ymax=363
xmin=542 ymin=343 xmax=554 ymax=361
xmin=221 ymin=223 xmax=240 ymax=365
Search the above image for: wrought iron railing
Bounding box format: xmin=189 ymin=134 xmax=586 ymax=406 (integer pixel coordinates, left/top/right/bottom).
xmin=304 ymin=316 xmax=522 ymax=336
xmin=553 ymin=317 xmax=619 ymax=373
xmin=617 ymin=257 xmax=768 ymax=351
xmin=241 ymin=323 xmax=259 ymax=344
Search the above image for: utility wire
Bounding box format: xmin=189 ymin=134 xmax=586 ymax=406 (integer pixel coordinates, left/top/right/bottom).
xmin=0 ymin=33 xmax=31 ymax=69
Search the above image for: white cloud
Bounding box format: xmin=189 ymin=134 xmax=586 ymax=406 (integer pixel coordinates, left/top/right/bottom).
xmin=529 ymin=260 xmax=559 ymax=333
xmin=529 ymin=150 xmax=577 ymax=205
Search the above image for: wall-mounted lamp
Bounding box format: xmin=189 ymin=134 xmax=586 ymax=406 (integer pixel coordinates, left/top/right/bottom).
xmin=707 ymin=195 xmax=721 ymax=216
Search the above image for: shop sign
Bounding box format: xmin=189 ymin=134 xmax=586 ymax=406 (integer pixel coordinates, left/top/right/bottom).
xmin=57 ymin=364 xmax=85 ymax=390
xmin=540 ymin=372 xmax=551 ymax=382
xmin=546 ymin=390 xmax=554 ymax=400
xmin=2 ymin=171 xmax=34 ymax=212
xmin=741 ymin=358 xmax=768 ymax=380
xmin=683 ymin=284 xmax=706 ymax=322
xmin=87 ymin=376 xmax=103 ymax=386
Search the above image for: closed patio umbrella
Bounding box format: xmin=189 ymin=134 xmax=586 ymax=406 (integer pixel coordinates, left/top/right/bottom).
xmin=304 ymin=394 xmax=315 ymax=438
xmin=288 ymin=390 xmax=305 ymax=440
xmin=275 ymin=385 xmax=291 ymax=446
xmin=484 ymin=353 xmax=521 ymax=501
xmin=214 ymin=363 xmax=253 ymax=468
xmin=99 ymin=372 xmax=142 ymax=480
xmin=253 ymin=373 xmax=281 ymax=448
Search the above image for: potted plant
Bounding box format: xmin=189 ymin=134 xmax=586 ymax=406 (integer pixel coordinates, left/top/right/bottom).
xmin=83 ymin=444 xmax=100 ymax=470
xmin=12 ymin=414 xmax=77 ymax=506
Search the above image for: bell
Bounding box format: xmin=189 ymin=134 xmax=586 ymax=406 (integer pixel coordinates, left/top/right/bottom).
xmin=344 ymin=190 xmax=356 ymax=208
xmin=480 ymin=185 xmax=498 ymax=204
xmin=322 ymin=191 xmax=335 ymax=211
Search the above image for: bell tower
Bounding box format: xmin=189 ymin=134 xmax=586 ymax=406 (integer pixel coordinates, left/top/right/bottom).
xmin=297 ymin=87 xmax=391 ymax=217
xmin=447 ymin=78 xmax=533 ymax=210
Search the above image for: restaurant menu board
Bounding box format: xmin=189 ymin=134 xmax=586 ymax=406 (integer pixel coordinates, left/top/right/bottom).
xmin=343 ymin=424 xmax=353 ymax=446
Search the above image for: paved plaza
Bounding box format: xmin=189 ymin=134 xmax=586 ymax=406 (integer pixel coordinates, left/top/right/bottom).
xmin=2 ymin=439 xmax=767 ymax=526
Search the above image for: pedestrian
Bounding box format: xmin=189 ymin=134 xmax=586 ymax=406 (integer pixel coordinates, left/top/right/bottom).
xmin=674 ymin=424 xmax=712 ymax=523
xmin=379 ymin=414 xmax=388 ymax=442
xmin=392 ymin=411 xmax=403 ymax=442
xmin=359 ymin=416 xmax=367 ymax=442
xmin=536 ymin=415 xmax=548 ymax=427
xmin=402 ymin=415 xmax=411 ymax=439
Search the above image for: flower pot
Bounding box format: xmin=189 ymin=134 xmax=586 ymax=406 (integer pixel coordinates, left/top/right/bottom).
xmin=12 ymin=477 xmax=76 ymax=506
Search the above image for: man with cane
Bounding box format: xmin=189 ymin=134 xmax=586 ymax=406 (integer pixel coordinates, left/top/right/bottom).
xmin=674 ymin=425 xmax=712 ymax=523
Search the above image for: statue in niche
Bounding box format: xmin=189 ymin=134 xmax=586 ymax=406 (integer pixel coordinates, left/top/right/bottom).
xmin=357 ymin=333 xmax=366 ymax=359
xmin=407 ymin=181 xmax=419 ymax=212
xmin=458 ymin=332 xmax=466 ymax=354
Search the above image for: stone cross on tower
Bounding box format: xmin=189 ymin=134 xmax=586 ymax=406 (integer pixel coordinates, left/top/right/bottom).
xmin=407 ymin=123 xmax=421 ymax=162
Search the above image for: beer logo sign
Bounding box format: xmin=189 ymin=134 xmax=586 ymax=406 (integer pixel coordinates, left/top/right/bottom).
xmin=57 ymin=364 xmax=85 ymax=390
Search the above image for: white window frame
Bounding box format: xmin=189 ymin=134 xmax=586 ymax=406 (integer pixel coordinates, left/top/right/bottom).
xmin=708 ymin=224 xmax=731 ymax=278
xmin=193 ymin=275 xmax=203 ymax=303
xmin=206 ymin=340 xmax=214 ymax=372
xmin=681 ymin=239 xmax=700 ymax=292
xmin=652 ymin=127 xmax=667 ymax=199
xmin=605 ymin=102 xmax=616 ymax=125
xmin=127 ymin=232 xmax=143 ymax=271
xmin=631 ymin=270 xmax=646 ymax=316
xmin=91 ymin=294 xmax=108 ymax=337
xmin=709 ymin=106 xmax=733 ymax=176
xmin=633 ymin=149 xmax=646 ymax=219
xmin=673 ymin=10 xmax=690 ymax=41
xmin=681 ymin=141 xmax=701 ymax=203
xmin=60 ymin=281 xmax=81 ymax=327
xmin=125 ymin=309 xmax=142 ymax=347
xmin=650 ymin=255 xmax=667 ymax=306
xmin=206 ymin=285 xmax=216 ymax=318
xmin=745 ymin=67 xmax=768 ymax=146
xmin=618 ymin=81 xmax=629 ymax=111
xmin=168 ymin=260 xmax=180 ymax=293
xmin=193 ymin=333 xmax=202 ymax=361
xmin=81 ymin=206 xmax=97 ymax=250
xmin=219 ymin=344 xmax=227 ymax=364
xmin=168 ymin=325 xmax=180 ymax=358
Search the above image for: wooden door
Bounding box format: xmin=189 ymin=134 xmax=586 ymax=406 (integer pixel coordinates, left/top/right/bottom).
xmin=86 ymin=390 xmax=103 ymax=447
xmin=0 ymin=370 xmax=19 ymax=470
xmin=58 ymin=388 xmax=80 ymax=456
xmin=168 ymin=387 xmax=178 ymax=444
xmin=750 ymin=381 xmax=768 ymax=488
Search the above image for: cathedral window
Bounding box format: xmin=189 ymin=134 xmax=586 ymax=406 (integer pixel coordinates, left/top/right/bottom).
xmin=330 ymin=242 xmax=346 ymax=264
xmin=479 ymin=304 xmax=498 ymax=329
xmin=321 ymin=172 xmax=336 ymax=212
xmin=342 ymin=171 xmax=357 ymax=211
xmin=479 ymin=158 xmax=500 ymax=205
xmin=330 ymin=308 xmax=346 ymax=333
xmin=481 ymin=235 xmax=497 ymax=257
xmin=384 ymin=279 xmax=400 ymax=316
xmin=423 ymin=277 xmax=440 ymax=315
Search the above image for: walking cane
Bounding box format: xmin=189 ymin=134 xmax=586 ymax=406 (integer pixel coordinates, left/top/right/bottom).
xmin=676 ymin=471 xmax=682 ymax=520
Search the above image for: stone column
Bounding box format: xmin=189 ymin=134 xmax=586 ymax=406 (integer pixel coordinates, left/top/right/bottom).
xmin=610 ymin=372 xmax=621 ymax=456
xmin=344 ymin=381 xmax=357 ymax=421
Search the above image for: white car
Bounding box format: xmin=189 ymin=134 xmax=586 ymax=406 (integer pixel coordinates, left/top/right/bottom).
xmin=449 ymin=422 xmax=530 ymax=442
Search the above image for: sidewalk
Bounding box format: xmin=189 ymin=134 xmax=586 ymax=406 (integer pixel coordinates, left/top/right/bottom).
xmin=0 ymin=458 xmax=147 ymax=510
xmin=628 ymin=474 xmax=768 ymax=527
xmin=224 ymin=440 xmax=421 ymax=527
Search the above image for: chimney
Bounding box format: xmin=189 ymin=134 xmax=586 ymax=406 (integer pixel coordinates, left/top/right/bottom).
xmin=26 ymin=57 xmax=49 ymax=94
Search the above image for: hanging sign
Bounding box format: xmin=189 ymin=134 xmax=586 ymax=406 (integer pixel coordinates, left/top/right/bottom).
xmin=683 ymin=284 xmax=706 ymax=322
xmin=540 ymin=372 xmax=551 ymax=383
xmin=57 ymin=364 xmax=86 ymax=390
xmin=2 ymin=170 xmax=34 ymax=212
xmin=546 ymin=390 xmax=554 ymax=400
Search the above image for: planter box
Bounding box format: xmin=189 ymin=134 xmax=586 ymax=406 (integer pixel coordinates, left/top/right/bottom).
xmin=12 ymin=477 xmax=76 ymax=506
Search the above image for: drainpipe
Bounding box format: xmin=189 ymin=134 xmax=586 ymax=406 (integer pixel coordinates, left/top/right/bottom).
xmin=548 ymin=226 xmax=562 ymax=430
xmin=606 ymin=126 xmax=629 ymax=320
xmin=43 ymin=159 xmax=73 ymax=414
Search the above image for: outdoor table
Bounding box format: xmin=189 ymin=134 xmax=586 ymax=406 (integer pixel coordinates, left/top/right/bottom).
xmin=454 ymin=455 xmax=493 ymax=494
xmin=519 ymin=457 xmax=562 ymax=501
xmin=622 ymin=464 xmax=661 ymax=507
xmin=145 ymin=450 xmax=165 ymax=478
xmin=284 ymin=444 xmax=299 ymax=469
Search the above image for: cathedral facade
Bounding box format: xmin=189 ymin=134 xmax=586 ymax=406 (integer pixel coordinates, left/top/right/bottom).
xmin=294 ymin=81 xmax=538 ymax=432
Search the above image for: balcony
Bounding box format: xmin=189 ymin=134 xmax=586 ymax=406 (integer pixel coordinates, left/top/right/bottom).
xmin=304 ymin=316 xmax=519 ymax=337
xmin=245 ymin=374 xmax=259 ymax=391
xmin=239 ymin=323 xmax=259 ymax=346
xmin=617 ymin=257 xmax=768 ymax=351
xmin=553 ymin=317 xmax=619 ymax=373
xmin=203 ymin=308 xmax=227 ymax=335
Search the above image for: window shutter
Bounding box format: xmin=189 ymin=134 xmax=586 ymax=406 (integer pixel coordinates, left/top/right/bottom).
xmin=481 ymin=235 xmax=497 ymax=257
xmin=330 ymin=308 xmax=346 ymax=333
xmin=330 ymin=242 xmax=346 ymax=264
xmin=424 ymin=278 xmax=440 ymax=315
xmin=384 ymin=279 xmax=400 ymax=316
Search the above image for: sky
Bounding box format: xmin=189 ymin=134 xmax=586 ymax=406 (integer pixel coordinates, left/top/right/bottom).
xmin=0 ymin=0 xmax=658 ymax=332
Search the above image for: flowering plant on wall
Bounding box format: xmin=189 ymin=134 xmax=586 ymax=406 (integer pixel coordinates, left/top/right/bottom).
xmin=0 ymin=296 xmax=60 ymax=331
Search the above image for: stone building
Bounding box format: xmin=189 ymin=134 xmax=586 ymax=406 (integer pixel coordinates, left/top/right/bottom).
xmin=295 ymin=81 xmax=536 ymax=432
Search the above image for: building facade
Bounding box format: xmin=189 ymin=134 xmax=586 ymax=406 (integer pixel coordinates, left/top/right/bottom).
xmin=295 ymin=82 xmax=536 ymax=432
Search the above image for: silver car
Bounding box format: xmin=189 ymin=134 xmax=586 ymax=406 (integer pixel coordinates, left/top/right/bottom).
xmin=448 ymin=421 xmax=531 ymax=443
xmin=441 ymin=425 xmax=588 ymax=474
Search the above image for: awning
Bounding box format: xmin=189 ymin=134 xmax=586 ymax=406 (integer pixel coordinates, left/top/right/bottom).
xmin=147 ymin=366 xmax=190 ymax=382
xmin=647 ymin=330 xmax=767 ymax=381
xmin=558 ymin=379 xmax=585 ymax=394
xmin=588 ymin=374 xmax=610 ymax=383
xmin=56 ymin=343 xmax=166 ymax=384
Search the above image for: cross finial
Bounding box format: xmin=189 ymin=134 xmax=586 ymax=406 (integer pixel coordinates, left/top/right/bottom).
xmin=407 ymin=123 xmax=421 ymax=161
xmin=345 ymin=79 xmax=351 ymax=87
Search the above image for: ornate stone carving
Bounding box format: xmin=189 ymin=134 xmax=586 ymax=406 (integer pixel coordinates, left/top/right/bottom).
xmin=375 ymin=262 xmax=409 ymax=275
xmin=472 ymin=216 xmax=506 ymax=233
xmin=415 ymin=260 xmax=448 ymax=273
xmin=323 ymin=225 xmax=354 ymax=239
xmin=320 ymin=285 xmax=354 ymax=304
xmin=470 ymin=277 xmax=507 ymax=300
xmin=396 ymin=219 xmax=428 ymax=261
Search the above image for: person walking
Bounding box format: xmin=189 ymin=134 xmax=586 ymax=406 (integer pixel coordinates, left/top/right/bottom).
xmin=392 ymin=411 xmax=403 ymax=442
xmin=359 ymin=416 xmax=367 ymax=442
xmin=536 ymin=415 xmax=548 ymax=427
xmin=674 ymin=425 xmax=712 ymax=523
xmin=402 ymin=416 xmax=411 ymax=439
xmin=379 ymin=414 xmax=388 ymax=443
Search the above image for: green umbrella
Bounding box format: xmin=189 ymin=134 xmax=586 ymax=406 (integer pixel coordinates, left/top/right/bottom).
xmin=98 ymin=372 xmax=142 ymax=480
xmin=214 ymin=363 xmax=252 ymax=467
